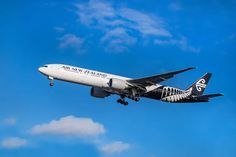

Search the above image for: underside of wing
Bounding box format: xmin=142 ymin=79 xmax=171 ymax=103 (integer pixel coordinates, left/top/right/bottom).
xmin=128 ymin=67 xmax=195 ymax=86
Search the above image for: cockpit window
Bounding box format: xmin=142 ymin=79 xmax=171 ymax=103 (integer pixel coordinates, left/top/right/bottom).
xmin=43 ymin=65 xmax=48 ymax=68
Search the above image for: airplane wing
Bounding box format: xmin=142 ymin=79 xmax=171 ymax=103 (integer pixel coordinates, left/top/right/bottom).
xmin=128 ymin=67 xmax=195 ymax=87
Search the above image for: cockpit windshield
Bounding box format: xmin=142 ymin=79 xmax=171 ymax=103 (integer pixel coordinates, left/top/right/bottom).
xmin=43 ymin=65 xmax=48 ymax=68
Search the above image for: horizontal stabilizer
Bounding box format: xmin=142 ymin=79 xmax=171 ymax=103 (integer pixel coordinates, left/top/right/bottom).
xmin=193 ymin=93 xmax=223 ymax=101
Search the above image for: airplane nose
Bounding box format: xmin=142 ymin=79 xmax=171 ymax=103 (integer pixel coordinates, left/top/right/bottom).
xmin=38 ymin=67 xmax=44 ymax=73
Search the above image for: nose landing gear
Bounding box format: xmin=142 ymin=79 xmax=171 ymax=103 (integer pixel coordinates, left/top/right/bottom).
xmin=50 ymin=82 xmax=54 ymax=86
xmin=48 ymin=76 xmax=54 ymax=86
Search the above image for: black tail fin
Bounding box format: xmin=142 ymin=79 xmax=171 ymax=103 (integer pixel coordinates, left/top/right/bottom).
xmin=187 ymin=73 xmax=212 ymax=96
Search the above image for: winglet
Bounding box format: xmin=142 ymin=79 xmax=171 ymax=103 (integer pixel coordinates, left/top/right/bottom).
xmin=188 ymin=67 xmax=197 ymax=70
xmin=174 ymin=67 xmax=196 ymax=74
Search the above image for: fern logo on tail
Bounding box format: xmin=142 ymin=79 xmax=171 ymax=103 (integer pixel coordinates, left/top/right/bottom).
xmin=196 ymin=79 xmax=206 ymax=92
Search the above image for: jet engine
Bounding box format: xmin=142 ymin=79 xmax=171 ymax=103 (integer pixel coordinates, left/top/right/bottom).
xmin=108 ymin=78 xmax=129 ymax=90
xmin=90 ymin=87 xmax=110 ymax=98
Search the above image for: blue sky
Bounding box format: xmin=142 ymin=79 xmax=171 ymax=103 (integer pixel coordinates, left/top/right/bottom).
xmin=0 ymin=0 xmax=236 ymax=156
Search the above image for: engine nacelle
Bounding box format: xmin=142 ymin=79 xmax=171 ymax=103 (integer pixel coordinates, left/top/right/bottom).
xmin=108 ymin=78 xmax=129 ymax=90
xmin=90 ymin=87 xmax=110 ymax=98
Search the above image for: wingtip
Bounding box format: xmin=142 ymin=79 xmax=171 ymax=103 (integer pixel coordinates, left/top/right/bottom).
xmin=214 ymin=93 xmax=224 ymax=97
xmin=188 ymin=67 xmax=197 ymax=70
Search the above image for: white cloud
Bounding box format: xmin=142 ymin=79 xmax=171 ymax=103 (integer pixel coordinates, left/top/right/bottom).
xmin=53 ymin=26 xmax=65 ymax=32
xmin=30 ymin=116 xmax=131 ymax=153
xmin=119 ymin=8 xmax=171 ymax=37
xmin=155 ymin=36 xmax=200 ymax=53
xmin=76 ymin=0 xmax=116 ymax=27
xmin=74 ymin=0 xmax=200 ymax=53
xmin=101 ymin=27 xmax=137 ymax=52
xmin=1 ymin=137 xmax=27 ymax=149
xmin=76 ymin=0 xmax=171 ymax=37
xmin=59 ymin=34 xmax=84 ymax=53
xmin=3 ymin=117 xmax=16 ymax=125
xmin=75 ymin=0 xmax=172 ymax=52
xmin=30 ymin=115 xmax=105 ymax=138
xmin=168 ymin=2 xmax=183 ymax=11
xmin=99 ymin=141 xmax=130 ymax=154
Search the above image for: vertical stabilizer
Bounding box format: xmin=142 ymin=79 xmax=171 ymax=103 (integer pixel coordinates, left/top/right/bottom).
xmin=187 ymin=73 xmax=212 ymax=96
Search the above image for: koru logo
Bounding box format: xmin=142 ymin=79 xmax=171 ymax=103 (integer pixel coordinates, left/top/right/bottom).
xmin=196 ymin=79 xmax=206 ymax=92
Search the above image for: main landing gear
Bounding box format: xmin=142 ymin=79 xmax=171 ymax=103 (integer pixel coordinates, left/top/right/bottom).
xmin=48 ymin=76 xmax=54 ymax=86
xmin=117 ymin=96 xmax=129 ymax=106
xmin=128 ymin=96 xmax=140 ymax=102
xmin=116 ymin=95 xmax=141 ymax=106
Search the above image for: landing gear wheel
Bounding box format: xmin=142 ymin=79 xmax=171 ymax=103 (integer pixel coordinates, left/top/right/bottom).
xmin=134 ymin=97 xmax=140 ymax=102
xmin=124 ymin=101 xmax=129 ymax=106
xmin=48 ymin=76 xmax=54 ymax=87
xmin=117 ymin=98 xmax=128 ymax=106
xmin=117 ymin=99 xmax=122 ymax=103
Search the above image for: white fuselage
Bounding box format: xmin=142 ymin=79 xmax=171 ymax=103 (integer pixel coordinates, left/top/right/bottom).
xmin=39 ymin=64 xmax=128 ymax=87
xmin=38 ymin=64 xmax=160 ymax=95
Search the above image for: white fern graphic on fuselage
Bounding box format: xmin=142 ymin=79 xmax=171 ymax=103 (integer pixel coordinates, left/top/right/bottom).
xmin=161 ymin=87 xmax=192 ymax=102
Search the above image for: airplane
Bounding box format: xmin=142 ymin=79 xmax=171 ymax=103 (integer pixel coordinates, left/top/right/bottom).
xmin=38 ymin=64 xmax=223 ymax=105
